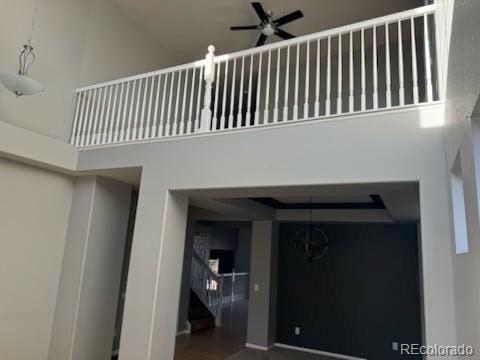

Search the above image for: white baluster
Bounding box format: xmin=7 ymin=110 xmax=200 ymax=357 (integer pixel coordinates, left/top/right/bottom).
xmin=283 ymin=45 xmax=290 ymax=121
xmin=139 ymin=78 xmax=148 ymax=139
xmin=372 ymin=26 xmax=378 ymax=109
xmin=221 ymin=60 xmax=229 ymax=129
xmin=385 ymin=23 xmax=392 ymax=108
xmin=195 ymin=66 xmax=204 ymax=132
xmin=187 ymin=68 xmax=196 ymax=134
xmin=264 ymin=50 xmax=271 ymax=124
xmin=246 ymin=54 xmax=253 ymax=127
xmin=212 ymin=63 xmax=221 ymax=130
xmin=166 ymin=72 xmax=175 ymax=136
xmin=92 ymin=88 xmax=103 ymax=145
xmin=337 ymin=34 xmax=343 ymax=114
xmin=146 ymin=76 xmax=155 ymax=138
xmin=304 ymin=41 xmax=310 ymax=119
xmin=349 ymin=31 xmax=354 ymax=112
xmin=86 ymin=88 xmax=97 ymax=146
xmin=120 ymin=82 xmax=130 ymax=142
xmin=274 ymin=48 xmax=280 ymax=123
xmin=423 ymin=13 xmax=433 ymax=102
xmin=127 ymin=80 xmax=137 ymax=140
xmin=102 ymin=87 xmax=112 ymax=144
xmin=237 ymin=56 xmax=245 ymax=127
xmin=180 ymin=69 xmax=189 ymax=135
xmin=326 ymin=36 xmax=331 ymax=116
xmin=152 ymin=75 xmax=162 ymax=138
xmin=114 ymin=83 xmax=124 ymax=142
xmin=97 ymin=87 xmax=108 ymax=144
xmin=77 ymin=92 xmax=87 ymax=146
xmin=79 ymin=92 xmax=90 ymax=146
xmin=315 ymin=39 xmax=321 ymax=117
xmin=108 ymin=84 xmax=118 ymax=144
xmin=174 ymin=71 xmax=182 ymax=135
xmin=70 ymin=94 xmax=82 ymax=145
xmin=411 ymin=17 xmax=419 ymax=104
xmin=361 ymin=28 xmax=366 ymax=111
xmin=398 ymin=20 xmax=405 ymax=106
xmin=133 ymin=79 xmax=142 ymax=140
xmin=98 ymin=86 xmax=110 ymax=144
xmin=229 ymin=58 xmax=236 ymax=128
xmin=293 ymin=43 xmax=299 ymax=120
xmin=254 ymin=52 xmax=262 ymax=126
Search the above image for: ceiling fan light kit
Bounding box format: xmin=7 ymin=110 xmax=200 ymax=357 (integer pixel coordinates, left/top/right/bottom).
xmin=230 ymin=2 xmax=304 ymax=47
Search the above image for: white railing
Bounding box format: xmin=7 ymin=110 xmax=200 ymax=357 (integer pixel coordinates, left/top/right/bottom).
xmin=191 ymin=251 xmax=224 ymax=325
xmin=220 ymin=271 xmax=250 ymax=303
xmin=70 ymin=5 xmax=438 ymax=147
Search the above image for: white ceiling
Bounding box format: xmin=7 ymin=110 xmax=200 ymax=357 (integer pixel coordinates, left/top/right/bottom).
xmin=113 ymin=0 xmax=422 ymax=63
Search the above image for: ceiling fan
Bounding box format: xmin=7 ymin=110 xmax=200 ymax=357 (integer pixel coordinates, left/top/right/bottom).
xmin=230 ymin=2 xmax=304 ymax=47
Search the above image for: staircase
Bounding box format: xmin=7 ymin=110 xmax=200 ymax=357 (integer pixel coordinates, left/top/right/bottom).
xmin=189 ymin=251 xmax=224 ymax=329
xmin=188 ymin=290 xmax=216 ymax=332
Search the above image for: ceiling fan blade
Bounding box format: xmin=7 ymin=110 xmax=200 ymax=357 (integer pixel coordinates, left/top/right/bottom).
xmin=256 ymin=34 xmax=267 ymax=47
xmin=230 ymin=25 xmax=259 ymax=30
xmin=274 ymin=10 xmax=304 ymax=26
xmin=251 ymin=2 xmax=269 ymax=22
xmin=275 ymin=28 xmax=295 ymax=40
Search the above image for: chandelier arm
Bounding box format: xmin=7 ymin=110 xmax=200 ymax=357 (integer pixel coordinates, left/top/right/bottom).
xmin=25 ymin=48 xmax=36 ymax=76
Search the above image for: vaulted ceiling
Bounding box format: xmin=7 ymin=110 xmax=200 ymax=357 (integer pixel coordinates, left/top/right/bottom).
xmin=113 ymin=0 xmax=423 ymax=63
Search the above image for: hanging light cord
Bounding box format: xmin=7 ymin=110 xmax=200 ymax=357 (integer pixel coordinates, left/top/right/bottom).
xmin=27 ymin=0 xmax=41 ymax=46
xmin=19 ymin=0 xmax=41 ymax=76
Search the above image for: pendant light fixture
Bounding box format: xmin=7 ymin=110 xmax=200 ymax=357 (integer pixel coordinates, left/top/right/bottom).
xmin=0 ymin=0 xmax=43 ymax=97
xmin=293 ymin=196 xmax=329 ymax=262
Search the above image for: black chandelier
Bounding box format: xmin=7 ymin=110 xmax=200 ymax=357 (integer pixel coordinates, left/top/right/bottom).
xmin=293 ymin=197 xmax=329 ymax=262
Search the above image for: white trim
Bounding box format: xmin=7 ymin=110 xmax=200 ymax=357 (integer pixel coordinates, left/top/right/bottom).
xmin=176 ymin=321 xmax=191 ymax=336
xmin=275 ymin=343 xmax=367 ymax=360
xmin=245 ymin=343 xmax=271 ymax=351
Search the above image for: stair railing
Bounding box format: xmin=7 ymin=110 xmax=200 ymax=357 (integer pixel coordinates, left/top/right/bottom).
xmin=191 ymin=251 xmax=224 ymax=326
xmin=71 ymin=4 xmax=439 ymax=147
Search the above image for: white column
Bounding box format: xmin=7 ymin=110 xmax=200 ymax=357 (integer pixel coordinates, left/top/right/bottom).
xmin=118 ymin=168 xmax=189 ymax=360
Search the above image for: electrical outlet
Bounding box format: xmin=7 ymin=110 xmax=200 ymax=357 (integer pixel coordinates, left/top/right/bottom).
xmin=392 ymin=342 xmax=399 ymax=351
xmin=254 ymin=283 xmax=259 ymax=292
xmin=294 ymin=327 xmax=301 ymax=335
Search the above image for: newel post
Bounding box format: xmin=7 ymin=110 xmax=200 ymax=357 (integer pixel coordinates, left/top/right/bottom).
xmin=199 ymin=45 xmax=216 ymax=132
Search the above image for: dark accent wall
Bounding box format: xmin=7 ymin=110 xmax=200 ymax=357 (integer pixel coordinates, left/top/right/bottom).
xmin=277 ymin=223 xmax=422 ymax=360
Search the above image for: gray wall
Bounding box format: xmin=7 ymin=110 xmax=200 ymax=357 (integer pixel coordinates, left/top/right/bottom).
xmin=247 ymin=221 xmax=278 ymax=348
xmin=443 ymin=0 xmax=480 ymax=352
xmin=0 ymin=158 xmax=74 ymax=360
xmin=0 ymin=0 xmax=175 ymax=142
xmin=276 ymin=222 xmax=422 ymax=360
xmin=77 ymin=104 xmax=457 ymax=357
xmin=48 ymin=177 xmax=132 ymax=360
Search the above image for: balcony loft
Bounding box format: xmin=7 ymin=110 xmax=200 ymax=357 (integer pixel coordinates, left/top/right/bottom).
xmin=70 ymin=5 xmax=440 ymax=148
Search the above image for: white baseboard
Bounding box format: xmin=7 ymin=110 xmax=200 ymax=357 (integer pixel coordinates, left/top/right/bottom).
xmin=176 ymin=329 xmax=190 ymax=336
xmin=274 ymin=343 xmax=367 ymax=360
xmin=245 ymin=343 xmax=272 ymax=351
xmin=176 ymin=321 xmax=191 ymax=336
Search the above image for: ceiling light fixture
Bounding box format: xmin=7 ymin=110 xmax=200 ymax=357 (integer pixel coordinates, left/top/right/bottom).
xmin=293 ymin=197 xmax=329 ymax=262
xmin=0 ymin=0 xmax=43 ymax=97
